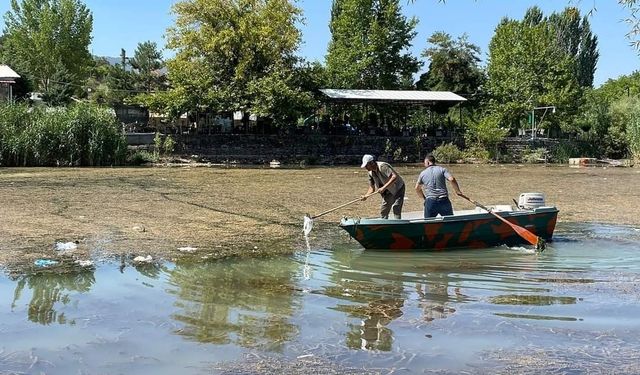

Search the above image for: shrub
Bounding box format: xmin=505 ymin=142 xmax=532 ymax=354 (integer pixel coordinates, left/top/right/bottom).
xmin=463 ymin=145 xmax=490 ymax=163
xmin=433 ymin=143 xmax=463 ymax=163
xmin=521 ymin=147 xmax=548 ymax=163
xmin=629 ymin=115 xmax=640 ymax=162
xmin=162 ymin=135 xmax=176 ymax=155
xmin=128 ymin=150 xmax=157 ymax=165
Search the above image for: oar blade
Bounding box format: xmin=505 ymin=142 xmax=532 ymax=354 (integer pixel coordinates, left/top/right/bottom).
xmin=511 ymin=224 xmax=540 ymax=246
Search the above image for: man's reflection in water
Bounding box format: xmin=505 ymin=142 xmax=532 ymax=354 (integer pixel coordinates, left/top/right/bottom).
xmin=346 ymin=298 xmax=404 ymax=351
xmin=415 ymin=273 xmax=467 ymax=322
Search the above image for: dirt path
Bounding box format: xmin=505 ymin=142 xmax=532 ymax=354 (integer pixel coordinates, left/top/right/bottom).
xmin=0 ymin=164 xmax=638 ymax=268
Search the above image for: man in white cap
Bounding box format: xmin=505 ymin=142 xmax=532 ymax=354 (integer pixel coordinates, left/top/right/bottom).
xmin=360 ymin=154 xmax=405 ymax=219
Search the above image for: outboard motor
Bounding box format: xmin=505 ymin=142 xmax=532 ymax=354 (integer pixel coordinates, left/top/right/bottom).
xmin=518 ymin=192 xmax=545 ymax=209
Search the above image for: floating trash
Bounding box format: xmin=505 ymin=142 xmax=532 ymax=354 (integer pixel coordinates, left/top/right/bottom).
xmin=178 ymin=246 xmax=197 ymax=253
xmin=133 ymin=255 xmax=153 ymax=263
xmin=55 ymin=241 xmax=78 ymax=251
xmin=74 ymin=260 xmax=94 ymax=267
xmin=34 ymin=259 xmax=59 ymax=268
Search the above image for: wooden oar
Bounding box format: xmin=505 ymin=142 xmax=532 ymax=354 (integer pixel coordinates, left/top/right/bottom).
xmin=304 ymin=192 xmax=376 ymax=236
xmin=459 ymin=194 xmax=545 ymax=250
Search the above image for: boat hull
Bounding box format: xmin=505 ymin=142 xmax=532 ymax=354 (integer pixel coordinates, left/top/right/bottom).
xmin=339 ymin=207 xmax=558 ymax=250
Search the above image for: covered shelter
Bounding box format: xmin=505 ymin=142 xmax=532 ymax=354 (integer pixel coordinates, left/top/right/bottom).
xmin=318 ymin=89 xmax=467 ymax=137
xmin=0 ymin=65 xmax=21 ymax=102
xmin=319 ymin=89 xmax=466 ymax=105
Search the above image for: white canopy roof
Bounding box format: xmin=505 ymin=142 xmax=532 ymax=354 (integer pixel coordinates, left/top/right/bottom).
xmin=0 ymin=65 xmax=20 ymax=82
xmin=320 ymin=89 xmax=466 ymax=104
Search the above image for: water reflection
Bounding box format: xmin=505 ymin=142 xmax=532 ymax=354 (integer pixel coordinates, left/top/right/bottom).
xmin=9 ymin=268 xmax=95 ymax=325
xmin=166 ymin=258 xmax=301 ymax=351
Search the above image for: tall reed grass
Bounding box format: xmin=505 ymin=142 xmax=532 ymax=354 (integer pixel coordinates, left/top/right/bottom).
xmin=0 ymin=103 xmax=126 ymax=166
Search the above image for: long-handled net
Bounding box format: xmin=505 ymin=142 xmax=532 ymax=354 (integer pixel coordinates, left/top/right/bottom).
xmin=303 ymin=193 xmax=374 ymax=236
xmin=303 ymin=214 xmax=314 ymax=236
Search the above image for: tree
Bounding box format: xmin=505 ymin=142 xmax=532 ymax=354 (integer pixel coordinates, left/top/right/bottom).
xmin=325 ymin=0 xmax=420 ymax=89
xmin=129 ymin=41 xmax=165 ymax=93
xmin=417 ymin=32 xmax=484 ymax=100
xmin=2 ymin=0 xmax=93 ymax=94
xmin=164 ymin=0 xmax=310 ymax=126
xmin=41 ymin=60 xmax=75 ymax=105
xmin=548 ymin=7 xmax=599 ymax=88
xmin=485 ymin=16 xmax=581 ymax=134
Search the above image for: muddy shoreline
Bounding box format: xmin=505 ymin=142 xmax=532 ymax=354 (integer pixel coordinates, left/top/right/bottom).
xmin=0 ymin=164 xmax=638 ymax=269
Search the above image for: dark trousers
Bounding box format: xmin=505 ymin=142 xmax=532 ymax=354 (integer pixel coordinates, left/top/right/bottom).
xmin=380 ymin=184 xmax=405 ymax=219
xmin=424 ymin=196 xmax=453 ymax=218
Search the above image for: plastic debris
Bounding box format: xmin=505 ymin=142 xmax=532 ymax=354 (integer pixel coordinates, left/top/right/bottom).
xmin=133 ymin=255 xmax=153 ymax=263
xmin=55 ymin=241 xmax=78 ymax=251
xmin=74 ymin=260 xmax=94 ymax=267
xmin=34 ymin=259 xmax=59 ymax=268
xmin=178 ymin=246 xmax=197 ymax=253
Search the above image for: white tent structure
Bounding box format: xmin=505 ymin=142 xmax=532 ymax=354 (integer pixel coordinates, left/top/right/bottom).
xmin=0 ymin=65 xmax=21 ymax=102
xmin=318 ymin=89 xmax=468 ymax=136
xmin=319 ymin=89 xmax=466 ymax=105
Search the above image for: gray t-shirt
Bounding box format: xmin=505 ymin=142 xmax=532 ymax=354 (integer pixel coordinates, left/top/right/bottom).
xmin=368 ymin=162 xmax=404 ymax=195
xmin=417 ymin=165 xmax=451 ymax=198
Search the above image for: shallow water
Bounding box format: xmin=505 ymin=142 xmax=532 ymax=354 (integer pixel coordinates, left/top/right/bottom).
xmin=1 ymin=223 xmax=640 ymax=374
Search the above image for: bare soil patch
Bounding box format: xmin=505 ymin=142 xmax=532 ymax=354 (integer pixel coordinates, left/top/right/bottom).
xmin=0 ymin=164 xmax=638 ymax=268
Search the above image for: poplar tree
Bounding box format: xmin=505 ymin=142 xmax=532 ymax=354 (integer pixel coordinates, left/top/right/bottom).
xmin=325 ymin=0 xmax=420 ymax=89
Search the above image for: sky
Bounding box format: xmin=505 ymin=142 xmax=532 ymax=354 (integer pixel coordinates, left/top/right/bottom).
xmin=1 ymin=0 xmax=638 ymax=87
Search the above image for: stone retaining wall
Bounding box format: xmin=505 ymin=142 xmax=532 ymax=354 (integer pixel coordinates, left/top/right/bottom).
xmin=174 ymin=134 xmax=585 ymax=165
xmin=175 ymin=134 xmax=463 ymax=165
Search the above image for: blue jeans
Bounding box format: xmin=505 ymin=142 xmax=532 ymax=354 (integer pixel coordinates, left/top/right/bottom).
xmin=424 ymin=196 xmax=453 ymax=218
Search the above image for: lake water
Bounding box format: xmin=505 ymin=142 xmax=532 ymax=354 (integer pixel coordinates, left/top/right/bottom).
xmin=1 ymin=222 xmax=640 ymax=374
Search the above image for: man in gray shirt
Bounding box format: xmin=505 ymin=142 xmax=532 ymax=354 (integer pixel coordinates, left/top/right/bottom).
xmin=360 ymin=154 xmax=405 ymax=219
xmin=415 ymin=154 xmax=463 ymax=218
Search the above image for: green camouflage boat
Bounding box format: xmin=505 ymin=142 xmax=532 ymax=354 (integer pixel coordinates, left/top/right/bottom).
xmin=339 ymin=206 xmax=559 ymax=251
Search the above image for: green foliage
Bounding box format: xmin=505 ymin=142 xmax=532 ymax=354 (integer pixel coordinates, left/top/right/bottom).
xmin=128 ymin=150 xmax=157 ymax=165
xmin=153 ymin=132 xmax=163 ymax=159
xmin=463 ymin=145 xmax=491 ymax=162
xmin=598 ymin=71 xmax=640 ymax=103
xmin=163 ymin=135 xmax=176 ymax=155
xmin=485 ymin=10 xmax=583 ymax=134
xmin=41 ymin=60 xmax=75 ymax=106
xmin=325 ymin=0 xmax=420 ymax=89
xmin=521 ymin=147 xmax=548 ymax=163
xmin=465 ymin=113 xmax=508 ymax=158
xmin=607 ymin=96 xmax=640 ymax=158
xmin=165 ymin=0 xmax=310 ymax=125
xmin=152 ymin=132 xmax=177 ymax=159
xmin=547 ymin=7 xmax=599 ymax=88
xmin=129 ymin=41 xmax=165 ymax=93
xmin=2 ymin=0 xmax=93 ymax=93
xmin=0 ymin=102 xmax=126 ymax=166
xmin=417 ymin=32 xmax=485 ymax=105
xmin=550 ymin=140 xmax=580 ymax=163
xmin=407 ymin=108 xmax=430 ymax=132
xmin=629 ymin=116 xmax=640 ymax=161
xmin=433 ymin=143 xmax=463 ymax=163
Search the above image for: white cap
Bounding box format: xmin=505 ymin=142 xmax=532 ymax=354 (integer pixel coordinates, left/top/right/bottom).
xmin=361 ymin=154 xmax=375 ymax=168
